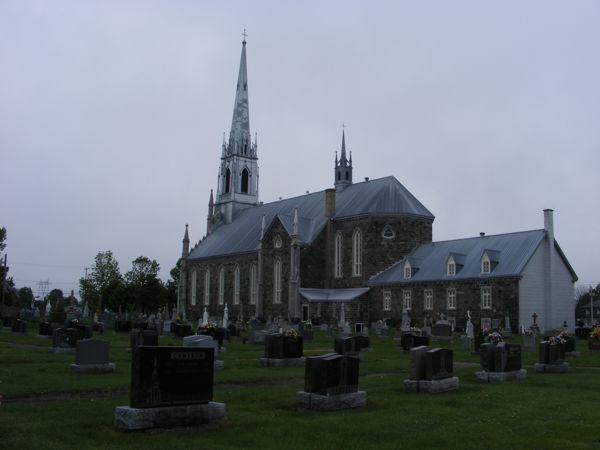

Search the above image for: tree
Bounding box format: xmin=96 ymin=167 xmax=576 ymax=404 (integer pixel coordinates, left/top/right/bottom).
xmin=47 ymin=288 xmax=65 ymax=311
xmin=165 ymin=260 xmax=181 ymax=312
xmin=0 ymin=227 xmax=6 ymax=254
xmin=17 ymin=287 xmax=34 ymax=309
xmin=124 ymin=256 xmax=165 ymax=313
xmin=79 ymin=251 xmax=123 ymax=312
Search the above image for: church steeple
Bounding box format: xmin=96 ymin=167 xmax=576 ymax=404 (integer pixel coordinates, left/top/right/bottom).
xmin=215 ymin=34 xmax=260 ymax=224
xmin=334 ymin=129 xmax=353 ymax=191
xmin=182 ymin=224 xmax=190 ymax=258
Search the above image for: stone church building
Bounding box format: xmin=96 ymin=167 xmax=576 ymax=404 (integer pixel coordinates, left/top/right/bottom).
xmin=177 ymin=39 xmax=577 ymax=333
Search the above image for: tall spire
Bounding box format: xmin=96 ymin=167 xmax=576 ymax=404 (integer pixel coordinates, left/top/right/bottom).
xmin=182 ymin=224 xmax=190 ymax=258
xmin=215 ymin=35 xmax=260 ymax=224
xmin=228 ymin=38 xmax=250 ymax=155
xmin=334 ymin=129 xmax=353 ymax=191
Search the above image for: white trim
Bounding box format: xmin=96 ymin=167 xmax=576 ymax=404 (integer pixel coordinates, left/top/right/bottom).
xmin=403 ymin=290 xmax=412 ymax=311
xmin=274 ymin=257 xmax=282 ymax=304
xmin=447 ymin=256 xmax=456 ymax=276
xmin=481 ymin=286 xmax=492 ymax=309
xmin=352 ymin=229 xmax=362 ymax=276
xmin=334 ymin=231 xmax=343 ymax=278
xmin=191 ymin=269 xmax=197 ymax=306
xmin=447 ymin=288 xmax=456 ymax=310
xmin=233 ymin=265 xmax=240 ymax=305
xmin=249 ymin=263 xmax=257 ymax=305
xmin=218 ymin=267 xmax=225 ymax=305
xmin=424 ymin=289 xmax=433 ymax=310
xmin=481 ymin=253 xmax=491 ymax=274
xmin=203 ymin=269 xmax=210 ymax=306
xmin=403 ymin=260 xmax=412 ymax=279
xmin=383 ymin=290 xmax=391 ymax=311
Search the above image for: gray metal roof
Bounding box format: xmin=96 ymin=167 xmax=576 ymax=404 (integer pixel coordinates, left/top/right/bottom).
xmin=188 ymin=176 xmax=433 ymax=261
xmin=368 ymin=229 xmax=577 ymax=286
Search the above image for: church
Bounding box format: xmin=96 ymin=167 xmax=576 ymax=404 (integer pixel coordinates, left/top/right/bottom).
xmin=177 ymin=38 xmax=577 ymax=333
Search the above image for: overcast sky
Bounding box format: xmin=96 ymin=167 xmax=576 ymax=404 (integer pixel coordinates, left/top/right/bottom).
xmin=2 ymin=0 xmax=599 ymax=299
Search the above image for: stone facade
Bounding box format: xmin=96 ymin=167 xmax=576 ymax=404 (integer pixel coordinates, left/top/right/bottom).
xmin=369 ymin=277 xmax=520 ymax=332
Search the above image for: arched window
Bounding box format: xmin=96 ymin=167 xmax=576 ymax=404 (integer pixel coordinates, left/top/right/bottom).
xmin=204 ymin=269 xmax=210 ymax=305
xmin=241 ymin=168 xmax=249 ymax=193
xmin=352 ymin=229 xmax=362 ymax=276
xmin=233 ymin=265 xmax=240 ymax=305
xmin=225 ymin=168 xmax=231 ymax=194
xmin=345 ymin=172 xmax=349 ymax=180
xmin=218 ymin=267 xmax=225 ymax=305
xmin=337 ymin=171 xmax=341 ymax=181
xmin=334 ymin=232 xmax=343 ymax=278
xmin=191 ymin=269 xmax=197 ymax=306
xmin=250 ymin=263 xmax=257 ymax=305
xmin=273 ymin=257 xmax=282 ymax=304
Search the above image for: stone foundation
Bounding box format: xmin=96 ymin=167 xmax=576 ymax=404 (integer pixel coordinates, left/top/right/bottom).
xmin=534 ymin=362 xmax=569 ymax=373
xmin=296 ymin=391 xmax=367 ymax=411
xmin=260 ymin=357 xmax=305 ymax=367
xmin=475 ymin=369 xmax=527 ymax=382
xmin=114 ymin=402 xmax=225 ymax=430
xmin=403 ymin=377 xmax=459 ymax=394
xmin=69 ymin=363 xmax=116 ymax=374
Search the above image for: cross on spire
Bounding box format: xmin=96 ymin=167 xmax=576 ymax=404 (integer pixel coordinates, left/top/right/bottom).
xmin=242 ymin=29 xmax=248 ymax=42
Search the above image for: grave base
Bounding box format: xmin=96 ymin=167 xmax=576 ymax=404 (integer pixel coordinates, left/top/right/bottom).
xmin=49 ymin=347 xmax=76 ymax=353
xmin=475 ymin=369 xmax=527 ymax=382
xmin=403 ymin=377 xmax=459 ymax=394
xmin=566 ymin=351 xmax=580 ymax=357
xmin=37 ymin=335 xmax=51 ymax=339
xmin=69 ymin=363 xmax=116 ymax=374
xmin=534 ymin=362 xmax=569 ymax=373
xmin=215 ymin=360 xmax=224 ymax=371
xmin=431 ymin=336 xmax=453 ymax=342
xmin=114 ymin=401 xmax=225 ymax=431
xmin=296 ymin=390 xmax=367 ymax=411
xmin=260 ymin=357 xmax=305 ymax=367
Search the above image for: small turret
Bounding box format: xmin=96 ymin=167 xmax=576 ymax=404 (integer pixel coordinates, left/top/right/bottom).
xmin=182 ymin=224 xmax=190 ymax=258
xmin=334 ymin=130 xmax=353 ymax=191
xmin=206 ymin=190 xmax=215 ymax=235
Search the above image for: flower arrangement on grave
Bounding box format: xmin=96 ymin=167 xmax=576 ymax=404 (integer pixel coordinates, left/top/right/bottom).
xmin=204 ymin=323 xmax=217 ymax=332
xmin=590 ymin=327 xmax=600 ymax=341
xmin=283 ymin=329 xmax=300 ymax=340
xmin=548 ymin=335 xmax=566 ymax=345
xmin=523 ymin=328 xmax=534 ymax=336
xmin=486 ymin=331 xmax=504 ymax=344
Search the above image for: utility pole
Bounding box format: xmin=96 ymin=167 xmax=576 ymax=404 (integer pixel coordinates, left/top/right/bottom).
xmin=0 ymin=254 xmax=7 ymax=316
xmin=591 ymin=287 xmax=595 ymax=327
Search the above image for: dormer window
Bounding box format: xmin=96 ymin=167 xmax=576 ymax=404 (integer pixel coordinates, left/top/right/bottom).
xmin=447 ymin=257 xmax=456 ymax=276
xmin=403 ymin=260 xmax=412 ymax=279
xmin=481 ymin=254 xmax=491 ymax=274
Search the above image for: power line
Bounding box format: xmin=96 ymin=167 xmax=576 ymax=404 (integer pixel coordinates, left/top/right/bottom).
xmin=10 ymin=261 xmax=86 ymax=269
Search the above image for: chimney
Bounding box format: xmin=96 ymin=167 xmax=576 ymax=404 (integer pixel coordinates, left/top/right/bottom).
xmin=325 ymin=189 xmax=336 ymax=219
xmin=544 ymin=208 xmax=554 ymax=243
xmin=480 ymin=232 xmax=485 ymax=237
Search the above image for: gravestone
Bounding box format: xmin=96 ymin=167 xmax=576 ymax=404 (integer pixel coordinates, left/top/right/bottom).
xmin=425 ymin=348 xmax=453 ymax=380
xmin=320 ymin=324 xmax=329 ymax=333
xmin=479 ymin=343 xmax=496 ymax=371
xmin=248 ymin=329 xmax=268 ymax=345
xmin=70 ymin=339 xmax=115 ymax=373
xmin=461 ymin=336 xmax=472 ymax=351
xmin=133 ymin=321 xmax=148 ymax=330
xmin=535 ymin=341 xmax=569 ymax=373
xmin=476 ymin=342 xmax=527 ymax=382
xmin=183 ymin=335 xmax=224 ymax=370
xmin=264 ymin=333 xmax=303 ymax=359
xmin=130 ymin=330 xmax=159 ymax=348
xmin=432 ymin=323 xmax=452 ymax=339
xmin=11 ymin=319 xmax=27 ymax=334
xmin=474 ymin=334 xmax=485 ymax=353
xmin=355 ymin=323 xmax=364 ymax=335
xmin=353 ymin=335 xmax=371 ymax=352
xmin=481 ymin=318 xmax=492 ymax=332
xmin=38 ymin=321 xmax=53 ymax=337
xmin=50 ymin=327 xmax=78 ymax=352
xmin=130 ymin=346 xmax=214 ymax=408
xmin=304 ymin=353 xmax=359 ymax=395
xmin=115 ymin=346 xmax=224 ymax=430
xmin=409 ymin=346 xmax=430 ymax=380
xmin=297 ymin=353 xmax=366 ymax=411
xmin=115 ymin=320 xmax=132 ymax=333
xmin=401 ymin=333 xmax=430 ymax=352
xmin=522 ymin=333 xmax=536 ymax=352
xmin=172 ymin=323 xmax=193 ymax=338
xmin=334 ymin=336 xmax=356 ymax=355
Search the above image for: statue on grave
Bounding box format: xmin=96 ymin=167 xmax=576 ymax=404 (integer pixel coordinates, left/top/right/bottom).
xmin=202 ymin=307 xmax=209 ymax=327
xmin=223 ymin=304 xmax=229 ymax=328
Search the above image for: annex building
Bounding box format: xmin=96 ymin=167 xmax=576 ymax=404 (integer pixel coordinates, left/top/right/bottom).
xmin=177 ymin=39 xmax=577 ymax=333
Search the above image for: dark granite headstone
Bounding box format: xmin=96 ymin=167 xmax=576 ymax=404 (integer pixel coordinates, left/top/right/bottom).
xmin=133 ymin=321 xmax=148 ymax=330
xmin=74 ymin=324 xmax=92 ymax=340
xmin=409 ymin=345 xmax=430 ymax=380
xmin=115 ymin=320 xmax=132 ymax=333
xmin=548 ymin=343 xmax=565 ymax=364
xmin=52 ymin=327 xmax=78 ymax=348
xmin=564 ymin=337 xmax=576 ymax=353
xmin=432 ymin=323 xmax=452 ymax=337
xmin=130 ymin=346 xmax=214 ymax=408
xmin=2 ymin=317 xmax=15 ymax=327
xmin=264 ymin=333 xmax=303 ymax=358
xmin=539 ymin=341 xmax=550 ymax=364
xmin=425 ymin=348 xmax=453 ymax=380
xmin=479 ymin=343 xmax=496 ymax=371
xmin=75 ymin=339 xmax=110 ymax=365
xmin=474 ymin=334 xmax=484 ymax=353
xmin=227 ymin=323 xmax=239 ymax=337
xmin=353 ymin=335 xmax=370 ymax=351
xmin=494 ymin=343 xmax=522 ymax=372
xmin=304 ymin=353 xmax=359 ymax=395
xmin=334 ymin=336 xmax=356 ymax=355
xmin=130 ymin=330 xmax=159 ymax=348
xmin=401 ymin=333 xmax=430 ymax=351
xmin=11 ymin=319 xmax=27 ymax=333
xmin=39 ymin=322 xmax=53 ymax=336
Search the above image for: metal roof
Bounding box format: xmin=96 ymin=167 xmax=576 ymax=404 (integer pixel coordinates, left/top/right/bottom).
xmin=299 ymin=288 xmax=370 ymax=302
xmin=188 ymin=176 xmax=433 ymax=261
xmin=368 ymin=229 xmax=576 ymax=286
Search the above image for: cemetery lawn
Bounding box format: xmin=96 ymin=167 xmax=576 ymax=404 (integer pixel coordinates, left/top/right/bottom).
xmin=2 ymin=330 xmax=600 ymax=449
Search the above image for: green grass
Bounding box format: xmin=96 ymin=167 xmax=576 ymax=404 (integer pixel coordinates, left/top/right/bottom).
xmin=1 ymin=327 xmax=600 ymax=449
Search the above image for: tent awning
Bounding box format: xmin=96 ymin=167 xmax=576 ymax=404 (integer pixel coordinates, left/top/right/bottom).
xmin=299 ymin=287 xmax=370 ymax=303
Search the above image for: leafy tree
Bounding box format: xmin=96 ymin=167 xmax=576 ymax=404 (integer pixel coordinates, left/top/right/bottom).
xmin=47 ymin=289 xmax=65 ymax=312
xmin=79 ymin=251 xmax=123 ymax=312
xmin=0 ymin=226 xmax=6 ymax=254
xmin=165 ymin=260 xmax=181 ymax=313
xmin=124 ymin=256 xmax=165 ymax=313
xmin=17 ymin=287 xmax=34 ymax=309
